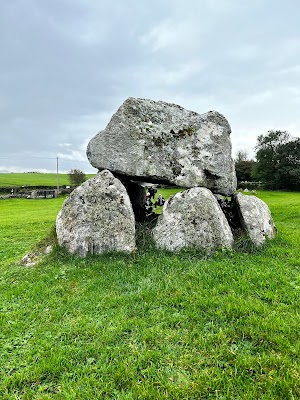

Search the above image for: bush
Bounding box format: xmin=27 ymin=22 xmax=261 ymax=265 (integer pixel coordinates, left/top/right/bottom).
xmin=68 ymin=169 xmax=87 ymax=187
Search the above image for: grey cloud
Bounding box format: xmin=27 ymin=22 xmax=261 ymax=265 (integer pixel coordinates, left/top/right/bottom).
xmin=0 ymin=0 xmax=299 ymax=172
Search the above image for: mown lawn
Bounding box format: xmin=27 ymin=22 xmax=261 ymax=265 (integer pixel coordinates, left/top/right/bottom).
xmin=0 ymin=197 xmax=65 ymax=265
xmin=0 ymin=190 xmax=299 ymax=399
xmin=0 ymin=173 xmax=95 ymax=187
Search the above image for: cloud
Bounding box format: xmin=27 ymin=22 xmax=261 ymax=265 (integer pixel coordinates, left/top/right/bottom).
xmin=0 ymin=0 xmax=299 ymax=173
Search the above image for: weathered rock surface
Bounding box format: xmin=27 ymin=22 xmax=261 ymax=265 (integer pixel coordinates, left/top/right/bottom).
xmin=152 ymin=187 xmax=234 ymax=251
xmin=21 ymin=254 xmax=36 ymax=267
xmin=236 ymin=193 xmax=276 ymax=246
xmin=87 ymin=97 xmax=237 ymax=195
xmin=56 ymin=170 xmax=135 ymax=256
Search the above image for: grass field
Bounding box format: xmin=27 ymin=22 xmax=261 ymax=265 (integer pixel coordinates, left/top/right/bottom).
xmin=0 ymin=173 xmax=95 ymax=187
xmin=0 ymin=189 xmax=299 ymax=399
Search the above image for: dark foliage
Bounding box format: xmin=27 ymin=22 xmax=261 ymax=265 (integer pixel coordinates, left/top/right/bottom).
xmin=254 ymin=130 xmax=300 ymax=190
xmin=234 ymin=151 xmax=256 ymax=183
xmin=68 ymin=169 xmax=87 ymax=187
xmin=235 ymin=160 xmax=256 ymax=182
xmin=275 ymin=138 xmax=300 ymax=190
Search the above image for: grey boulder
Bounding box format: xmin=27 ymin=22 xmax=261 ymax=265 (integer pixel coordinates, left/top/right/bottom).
xmin=236 ymin=193 xmax=276 ymax=246
xmin=87 ymin=97 xmax=237 ymax=195
xmin=56 ymin=170 xmax=135 ymax=256
xmin=152 ymin=187 xmax=234 ymax=251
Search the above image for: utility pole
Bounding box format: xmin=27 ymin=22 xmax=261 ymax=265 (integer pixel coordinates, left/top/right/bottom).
xmin=56 ymin=157 xmax=59 ymax=196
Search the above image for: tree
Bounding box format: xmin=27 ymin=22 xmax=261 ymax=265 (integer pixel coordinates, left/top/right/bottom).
xmin=234 ymin=150 xmax=256 ymax=182
xmin=254 ymin=130 xmax=291 ymax=188
xmin=275 ymin=138 xmax=300 ymax=190
xmin=68 ymin=169 xmax=87 ymax=186
xmin=235 ymin=150 xmax=249 ymax=163
xmin=254 ymin=130 xmax=300 ymax=190
xmin=235 ymin=160 xmax=256 ymax=182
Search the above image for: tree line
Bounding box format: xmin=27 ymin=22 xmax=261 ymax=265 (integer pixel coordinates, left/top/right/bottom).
xmin=235 ymin=130 xmax=300 ymax=191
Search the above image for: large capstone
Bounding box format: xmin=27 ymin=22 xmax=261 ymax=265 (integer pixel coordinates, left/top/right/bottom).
xmin=56 ymin=170 xmax=135 ymax=256
xmin=236 ymin=193 xmax=276 ymax=246
xmin=87 ymin=97 xmax=237 ymax=195
xmin=152 ymin=187 xmax=234 ymax=251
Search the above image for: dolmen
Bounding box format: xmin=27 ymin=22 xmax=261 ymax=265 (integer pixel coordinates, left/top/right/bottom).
xmin=56 ymin=97 xmax=275 ymax=256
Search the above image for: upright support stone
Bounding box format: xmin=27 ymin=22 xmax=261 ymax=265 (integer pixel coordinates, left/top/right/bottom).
xmin=152 ymin=187 xmax=234 ymax=251
xmin=236 ymin=193 xmax=276 ymax=246
xmin=56 ymin=170 xmax=136 ymax=256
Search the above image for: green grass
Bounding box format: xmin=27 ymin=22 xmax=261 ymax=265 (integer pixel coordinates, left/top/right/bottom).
xmin=152 ymin=187 xmax=182 ymax=214
xmin=0 ymin=197 xmax=66 ymax=265
xmin=0 ymin=190 xmax=299 ymax=399
xmin=0 ymin=173 xmax=95 ymax=187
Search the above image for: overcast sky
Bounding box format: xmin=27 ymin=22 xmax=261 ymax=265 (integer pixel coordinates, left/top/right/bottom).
xmin=1 ymin=0 xmax=300 ymax=173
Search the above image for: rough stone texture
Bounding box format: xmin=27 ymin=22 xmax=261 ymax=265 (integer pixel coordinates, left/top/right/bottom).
xmin=152 ymin=187 xmax=234 ymax=251
xmin=56 ymin=170 xmax=135 ymax=256
xmin=87 ymin=97 xmax=237 ymax=195
xmin=21 ymin=254 xmax=36 ymax=267
xmin=236 ymin=193 xmax=276 ymax=246
xmin=29 ymin=190 xmax=38 ymax=199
